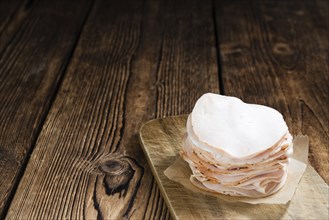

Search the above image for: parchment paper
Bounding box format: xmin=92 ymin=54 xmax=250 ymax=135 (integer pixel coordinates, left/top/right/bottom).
xmin=164 ymin=135 xmax=309 ymax=204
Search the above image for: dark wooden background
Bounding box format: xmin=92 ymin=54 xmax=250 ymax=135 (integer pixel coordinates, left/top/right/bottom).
xmin=0 ymin=0 xmax=328 ymax=219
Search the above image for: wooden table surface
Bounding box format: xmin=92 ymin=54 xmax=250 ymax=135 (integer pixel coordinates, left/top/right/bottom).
xmin=0 ymin=0 xmax=327 ymax=219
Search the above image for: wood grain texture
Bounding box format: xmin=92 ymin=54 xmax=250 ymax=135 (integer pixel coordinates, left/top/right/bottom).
xmin=0 ymin=0 xmax=32 ymax=54
xmin=139 ymin=116 xmax=329 ymax=220
xmin=154 ymin=0 xmax=219 ymax=118
xmin=0 ymin=0 xmax=93 ymax=217
xmin=0 ymin=0 xmax=22 ymax=33
xmin=215 ymin=0 xmax=329 ymax=183
xmin=5 ymin=0 xmax=218 ymax=219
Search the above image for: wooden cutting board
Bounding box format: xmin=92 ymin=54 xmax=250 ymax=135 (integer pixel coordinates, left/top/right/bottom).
xmin=139 ymin=115 xmax=329 ymax=220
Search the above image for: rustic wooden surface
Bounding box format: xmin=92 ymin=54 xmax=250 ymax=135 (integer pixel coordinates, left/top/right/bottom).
xmin=0 ymin=0 xmax=28 ymax=54
xmin=3 ymin=0 xmax=218 ymax=219
xmin=215 ymin=0 xmax=329 ymax=183
xmin=0 ymin=0 xmax=21 ymax=34
xmin=0 ymin=0 xmax=92 ymax=217
xmin=139 ymin=116 xmax=329 ymax=220
xmin=0 ymin=0 xmax=327 ymax=219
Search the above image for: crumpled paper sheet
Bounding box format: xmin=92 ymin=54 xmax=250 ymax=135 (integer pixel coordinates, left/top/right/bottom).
xmin=164 ymin=135 xmax=309 ymax=204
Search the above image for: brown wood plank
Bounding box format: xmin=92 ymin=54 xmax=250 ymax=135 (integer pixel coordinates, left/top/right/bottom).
xmin=5 ymin=0 xmax=219 ymax=219
xmin=0 ymin=0 xmax=93 ymax=217
xmin=0 ymin=0 xmax=43 ymax=55
xmin=215 ymin=0 xmax=329 ymax=183
xmin=0 ymin=0 xmax=22 ymax=33
xmin=0 ymin=0 xmax=78 ymax=63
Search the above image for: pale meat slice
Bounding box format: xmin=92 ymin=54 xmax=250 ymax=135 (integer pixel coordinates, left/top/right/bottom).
xmin=192 ymin=162 xmax=286 ymax=187
xmin=183 ymin=131 xmax=292 ymax=171
xmin=182 ymin=148 xmax=287 ymax=187
xmin=190 ymin=171 xmax=287 ymax=198
xmin=181 ymin=135 xmax=290 ymax=194
xmin=186 ymin=115 xmax=293 ymax=165
xmin=183 ymin=136 xmax=291 ymax=172
xmin=190 ymin=93 xmax=289 ymax=158
xmin=190 ymin=168 xmax=287 ymax=197
xmin=181 ymin=144 xmax=288 ymax=177
xmin=181 ymin=128 xmax=291 ymax=196
xmin=181 ymin=148 xmax=287 ymax=177
xmin=180 ymin=93 xmax=293 ymax=198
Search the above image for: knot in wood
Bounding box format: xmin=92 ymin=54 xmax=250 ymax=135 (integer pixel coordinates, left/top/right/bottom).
xmin=220 ymin=43 xmax=245 ymax=55
xmin=273 ymin=43 xmax=294 ymax=56
xmin=98 ymin=158 xmax=135 ymax=196
xmin=99 ymin=159 xmax=129 ymax=176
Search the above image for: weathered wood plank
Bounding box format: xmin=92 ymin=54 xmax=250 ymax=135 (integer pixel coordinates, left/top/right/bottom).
xmin=0 ymin=0 xmax=32 ymax=54
xmin=154 ymin=0 xmax=219 ymax=118
xmin=0 ymin=0 xmax=93 ymax=217
xmin=215 ymin=0 xmax=329 ymax=183
xmin=5 ymin=0 xmax=218 ymax=219
xmin=0 ymin=0 xmax=21 ymax=33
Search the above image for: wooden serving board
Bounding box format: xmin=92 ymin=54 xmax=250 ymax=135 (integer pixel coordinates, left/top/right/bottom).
xmin=139 ymin=115 xmax=329 ymax=220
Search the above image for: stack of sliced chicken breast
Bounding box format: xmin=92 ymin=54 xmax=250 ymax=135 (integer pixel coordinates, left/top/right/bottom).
xmin=180 ymin=93 xmax=293 ymax=198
